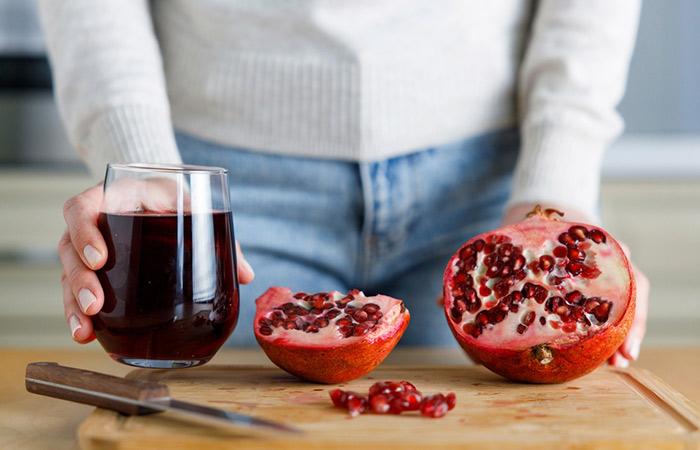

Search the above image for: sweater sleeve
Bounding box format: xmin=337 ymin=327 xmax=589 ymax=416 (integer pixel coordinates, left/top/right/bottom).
xmin=510 ymin=0 xmax=641 ymax=219
xmin=38 ymin=0 xmax=181 ymax=177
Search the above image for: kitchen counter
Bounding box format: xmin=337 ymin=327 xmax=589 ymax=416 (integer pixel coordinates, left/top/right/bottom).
xmin=1 ymin=346 xmax=699 ymax=449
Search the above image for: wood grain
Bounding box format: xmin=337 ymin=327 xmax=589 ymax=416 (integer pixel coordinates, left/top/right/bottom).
xmin=3 ymin=347 xmax=699 ymax=450
xmin=78 ymin=365 xmax=700 ymax=450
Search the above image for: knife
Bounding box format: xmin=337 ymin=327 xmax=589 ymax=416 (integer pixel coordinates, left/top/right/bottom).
xmin=25 ymin=362 xmax=301 ymax=436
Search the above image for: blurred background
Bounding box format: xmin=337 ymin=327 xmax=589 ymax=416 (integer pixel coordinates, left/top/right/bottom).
xmin=0 ymin=0 xmax=698 ymax=347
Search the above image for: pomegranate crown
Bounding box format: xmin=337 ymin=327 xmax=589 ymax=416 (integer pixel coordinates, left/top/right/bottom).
xmin=526 ymin=204 xmax=564 ymax=221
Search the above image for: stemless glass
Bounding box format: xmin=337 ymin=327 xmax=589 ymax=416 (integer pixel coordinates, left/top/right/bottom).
xmin=94 ymin=163 xmax=239 ymax=368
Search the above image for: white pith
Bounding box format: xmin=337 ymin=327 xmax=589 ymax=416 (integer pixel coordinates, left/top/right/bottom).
xmin=256 ymin=289 xmax=405 ymax=348
xmin=450 ymin=222 xmax=631 ymax=350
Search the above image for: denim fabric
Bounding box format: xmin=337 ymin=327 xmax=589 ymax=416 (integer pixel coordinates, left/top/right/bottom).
xmin=177 ymin=129 xmax=519 ymax=346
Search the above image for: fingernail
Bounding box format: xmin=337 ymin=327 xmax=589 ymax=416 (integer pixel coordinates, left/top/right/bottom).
xmin=77 ymin=288 xmax=97 ymax=313
xmin=83 ymin=245 xmax=102 ymax=268
xmin=628 ymin=339 xmax=641 ymax=360
xmin=69 ymin=314 xmax=82 ymax=339
xmin=616 ymin=358 xmax=629 ymax=369
xmin=240 ymin=257 xmax=255 ymax=278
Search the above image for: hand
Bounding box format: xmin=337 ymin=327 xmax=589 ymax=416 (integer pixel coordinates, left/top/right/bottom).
xmin=58 ymin=183 xmax=255 ymax=343
xmin=503 ymin=203 xmax=649 ymax=368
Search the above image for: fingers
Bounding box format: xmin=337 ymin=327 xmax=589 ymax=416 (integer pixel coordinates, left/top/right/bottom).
xmin=63 ymin=184 xmax=107 ymax=270
xmin=61 ymin=273 xmax=95 ymax=343
xmin=608 ymin=351 xmax=630 ymax=368
xmin=236 ymin=241 xmax=255 ymax=284
xmin=620 ymin=262 xmax=649 ymax=361
xmin=58 ymin=231 xmax=104 ymax=316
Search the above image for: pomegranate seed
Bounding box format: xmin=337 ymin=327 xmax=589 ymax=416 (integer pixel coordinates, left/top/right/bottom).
xmin=487 ymin=263 xmax=502 ymax=277
xmin=568 ymin=247 xmax=586 ymax=262
xmin=347 ymin=396 xmax=368 ymax=417
xmin=336 ymin=317 xmax=352 ymax=327
xmin=339 ymin=325 xmax=354 ymax=337
xmin=403 ymin=391 xmax=423 ymax=410
xmin=313 ymin=317 xmax=329 ymax=328
xmin=467 ymin=298 xmax=481 ymax=314
xmin=499 ymin=243 xmax=514 ymax=256
xmin=388 ymin=398 xmax=404 ymax=414
xmin=353 ymin=324 xmax=370 ymax=336
xmin=293 ymin=292 xmax=307 ymax=299
xmin=562 ymin=322 xmax=577 ymax=333
xmin=558 ymin=232 xmax=576 ymax=247
xmin=516 ymin=324 xmax=527 ymax=334
xmin=258 ymin=317 xmax=272 ymax=327
xmin=550 ymin=321 xmax=561 ymax=329
xmin=400 ymin=381 xmax=418 ymax=393
xmin=493 ymin=281 xmax=509 ymax=298
xmin=362 ymin=303 xmax=380 ymax=313
xmin=569 ymin=225 xmax=589 ymax=241
xmin=463 ymin=322 xmax=481 ymax=338
xmin=593 ymin=301 xmax=611 ymax=323
xmin=589 ymin=229 xmax=607 ymax=244
xmin=513 ymin=254 xmax=526 ymax=271
xmin=329 ymin=389 xmax=347 ymax=407
xmin=479 ymin=285 xmax=492 ymax=297
xmin=353 ymin=310 xmax=369 ymax=322
xmin=565 ymin=290 xmax=583 ymax=304
xmin=284 ymin=320 xmax=298 ymax=330
xmin=509 ymin=304 xmax=520 ymax=313
xmin=473 ymin=239 xmax=486 ymax=251
xmin=445 ymin=393 xmax=457 ymax=410
xmin=259 ymin=326 xmax=272 ymax=336
xmin=583 ymin=297 xmax=601 ymax=313
xmin=370 ymin=394 xmax=390 ymax=414
xmin=522 ymin=311 xmax=536 ymax=326
xmin=566 ymin=262 xmax=584 ymax=275
xmin=553 ymin=245 xmax=568 ymax=258
xmin=539 ymin=316 xmax=546 ymax=325
xmin=581 ymin=265 xmax=601 ymax=279
xmin=539 ymin=255 xmax=555 ymax=272
xmin=421 ymin=395 xmax=449 ymax=418
xmin=549 ymin=275 xmax=565 ymax=285
xmin=325 ymin=309 xmax=341 ymax=320
xmin=460 ymin=245 xmax=476 ymax=259
xmin=450 ymin=307 xmax=463 ymax=322
xmin=499 ymin=265 xmax=512 ymax=277
xmin=528 ymin=260 xmax=540 ymax=274
xmin=484 ymin=243 xmax=496 ymax=254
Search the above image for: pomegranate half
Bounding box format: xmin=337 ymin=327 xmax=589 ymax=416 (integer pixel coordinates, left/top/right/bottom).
xmin=443 ymin=206 xmax=635 ymax=383
xmin=254 ymin=287 xmax=410 ymax=383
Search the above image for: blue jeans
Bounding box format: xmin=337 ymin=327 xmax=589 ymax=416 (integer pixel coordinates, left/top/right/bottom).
xmin=177 ymin=129 xmax=519 ymax=346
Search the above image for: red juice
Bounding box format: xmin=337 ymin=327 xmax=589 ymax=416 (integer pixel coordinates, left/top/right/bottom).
xmin=94 ymin=211 xmax=239 ymax=367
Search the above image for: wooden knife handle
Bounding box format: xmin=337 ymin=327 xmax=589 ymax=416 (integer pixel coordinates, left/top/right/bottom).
xmin=25 ymin=362 xmax=170 ymax=415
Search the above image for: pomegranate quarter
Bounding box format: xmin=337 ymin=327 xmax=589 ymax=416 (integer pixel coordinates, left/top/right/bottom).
xmin=443 ymin=206 xmax=635 ymax=383
xmin=254 ymin=287 xmax=410 ymax=383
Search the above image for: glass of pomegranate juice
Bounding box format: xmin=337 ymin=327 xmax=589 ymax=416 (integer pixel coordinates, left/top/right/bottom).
xmin=94 ymin=163 xmax=239 ymax=368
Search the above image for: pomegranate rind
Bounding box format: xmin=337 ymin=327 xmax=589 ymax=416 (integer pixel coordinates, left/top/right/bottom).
xmin=254 ymin=287 xmax=410 ymax=384
xmin=443 ymin=216 xmax=636 ymax=383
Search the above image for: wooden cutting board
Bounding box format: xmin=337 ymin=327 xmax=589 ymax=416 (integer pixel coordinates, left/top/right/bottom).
xmin=78 ymin=365 xmax=700 ymax=449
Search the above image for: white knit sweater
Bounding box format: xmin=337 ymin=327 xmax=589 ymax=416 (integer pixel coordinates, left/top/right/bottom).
xmin=39 ymin=0 xmax=640 ymax=217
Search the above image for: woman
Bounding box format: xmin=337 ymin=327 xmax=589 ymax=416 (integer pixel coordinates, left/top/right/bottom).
xmin=41 ymin=0 xmax=648 ymax=365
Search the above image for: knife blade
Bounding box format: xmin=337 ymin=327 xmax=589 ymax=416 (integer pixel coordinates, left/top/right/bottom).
xmin=25 ymin=362 xmax=301 ymax=436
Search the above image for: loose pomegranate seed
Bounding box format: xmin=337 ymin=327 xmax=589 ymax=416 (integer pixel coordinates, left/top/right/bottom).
xmin=420 ymin=395 xmax=449 ymax=418
xmin=370 ymin=394 xmax=390 ymax=414
xmin=403 ymin=391 xmax=423 ymax=410
xmin=388 ymin=398 xmax=404 ymax=414
xmin=400 ymin=381 xmax=418 ymax=393
xmin=329 ymin=389 xmax=347 ymax=407
xmin=445 ymin=393 xmax=457 ymax=410
xmin=347 ymin=396 xmax=368 ymax=417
